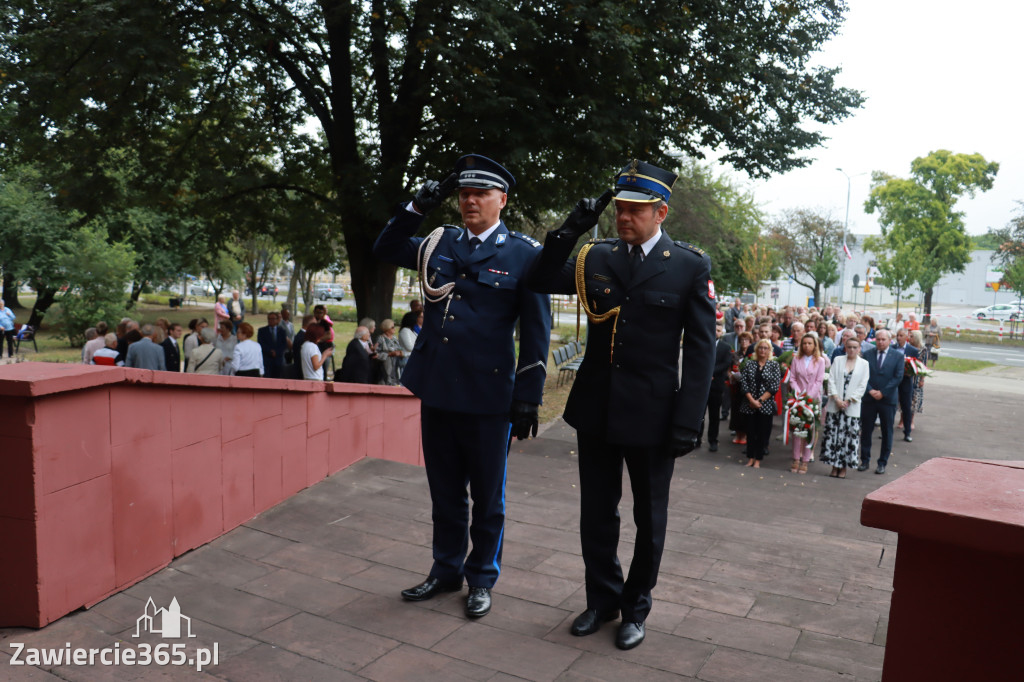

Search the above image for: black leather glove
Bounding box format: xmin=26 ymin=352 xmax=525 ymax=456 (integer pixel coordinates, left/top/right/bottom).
xmin=509 ymin=401 xmax=540 ymax=440
xmin=411 ymin=172 xmax=459 ymax=214
xmin=554 ymin=189 xmax=614 ymax=240
xmin=670 ymin=426 xmax=700 ymax=458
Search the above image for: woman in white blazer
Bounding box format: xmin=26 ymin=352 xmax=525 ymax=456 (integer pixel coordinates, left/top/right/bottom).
xmin=820 ymin=335 xmax=870 ymax=478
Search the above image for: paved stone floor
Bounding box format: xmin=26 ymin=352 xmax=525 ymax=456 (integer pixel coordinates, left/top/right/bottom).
xmin=3 ymin=378 xmax=1021 ymax=681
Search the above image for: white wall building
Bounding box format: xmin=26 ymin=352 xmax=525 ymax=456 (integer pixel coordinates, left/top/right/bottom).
xmin=755 ymin=237 xmax=1022 ymax=309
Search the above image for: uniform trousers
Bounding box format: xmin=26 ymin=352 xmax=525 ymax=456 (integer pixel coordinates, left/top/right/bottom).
xmin=420 ymin=405 xmax=512 ymax=589
xmin=897 ymin=379 xmax=914 ymax=437
xmin=577 ymin=430 xmax=675 ymax=623
xmin=860 ymin=397 xmax=896 ymax=467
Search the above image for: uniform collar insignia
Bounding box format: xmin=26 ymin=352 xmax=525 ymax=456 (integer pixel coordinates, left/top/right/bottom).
xmin=496 ymin=233 xmax=507 ymax=245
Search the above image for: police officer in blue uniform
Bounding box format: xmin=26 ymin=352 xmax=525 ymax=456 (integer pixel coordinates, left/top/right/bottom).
xmin=373 ymin=154 xmax=551 ymax=618
xmin=527 ymin=160 xmax=716 ymax=649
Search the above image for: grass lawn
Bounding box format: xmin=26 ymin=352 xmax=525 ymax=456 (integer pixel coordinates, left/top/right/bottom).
xmin=932 ymin=357 xmax=996 ymax=373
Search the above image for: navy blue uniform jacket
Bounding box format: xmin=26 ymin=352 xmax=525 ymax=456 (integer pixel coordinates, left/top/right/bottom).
xmin=373 ymin=209 xmax=551 ymax=415
xmin=528 ymin=231 xmax=717 ymax=447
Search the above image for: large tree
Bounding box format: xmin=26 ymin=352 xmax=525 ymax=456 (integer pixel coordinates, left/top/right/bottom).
xmin=3 ymin=0 xmax=862 ymax=321
xmin=865 ymin=150 xmax=999 ymax=315
xmin=768 ymin=208 xmax=850 ymax=304
xmin=660 ymin=159 xmax=765 ymax=294
xmin=988 ymin=201 xmax=1024 ymax=307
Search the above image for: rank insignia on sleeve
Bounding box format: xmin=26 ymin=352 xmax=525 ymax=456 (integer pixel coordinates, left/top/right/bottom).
xmin=708 ymin=280 xmax=716 ymax=299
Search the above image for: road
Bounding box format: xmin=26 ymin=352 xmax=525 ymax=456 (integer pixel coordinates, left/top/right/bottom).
xmin=935 ymin=341 xmax=1024 ymax=367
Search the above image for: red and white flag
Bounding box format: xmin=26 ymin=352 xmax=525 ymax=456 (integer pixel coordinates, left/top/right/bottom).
xmin=842 ymin=241 xmax=853 ymax=260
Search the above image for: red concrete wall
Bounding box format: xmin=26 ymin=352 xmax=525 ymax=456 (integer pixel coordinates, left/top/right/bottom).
xmin=0 ymin=363 xmax=422 ymax=628
xmin=861 ymin=458 xmax=1024 ymax=681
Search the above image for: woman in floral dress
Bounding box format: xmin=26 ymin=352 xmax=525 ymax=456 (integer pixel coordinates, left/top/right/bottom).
xmin=821 ymin=336 xmax=870 ymax=478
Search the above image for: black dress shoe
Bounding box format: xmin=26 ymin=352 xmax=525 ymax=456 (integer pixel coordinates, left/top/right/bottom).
xmin=570 ymin=608 xmax=619 ymax=636
xmin=615 ymin=621 xmax=645 ymax=650
xmin=400 ymin=577 xmax=461 ymax=602
xmin=903 ymin=435 xmax=913 ymax=442
xmin=465 ymin=587 xmax=491 ymax=618
xmin=857 ymin=463 xmax=869 ymax=472
xmin=708 ymin=441 xmax=718 ymax=452
xmin=875 ymin=463 xmax=886 ymax=475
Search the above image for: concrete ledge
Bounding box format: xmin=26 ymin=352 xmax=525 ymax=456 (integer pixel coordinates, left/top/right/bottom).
xmin=861 ymin=457 xmax=1024 ymax=680
xmin=0 ymin=362 xmax=422 ymax=628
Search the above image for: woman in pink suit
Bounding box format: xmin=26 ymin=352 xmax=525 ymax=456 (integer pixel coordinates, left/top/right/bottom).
xmin=785 ymin=333 xmax=826 ymax=473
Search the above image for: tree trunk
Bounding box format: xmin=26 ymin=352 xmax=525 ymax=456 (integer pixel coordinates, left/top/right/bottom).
xmin=27 ymin=288 xmax=58 ymax=328
xmin=923 ymin=288 xmax=933 ymax=317
xmin=345 ymin=226 xmax=397 ymax=324
xmin=3 ymin=272 xmax=23 ymax=309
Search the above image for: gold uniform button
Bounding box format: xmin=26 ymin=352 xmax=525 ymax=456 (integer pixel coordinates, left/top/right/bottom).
xmin=448 ymin=315 xmax=455 ymax=321
xmin=604 ymin=288 xmax=611 ymax=294
xmin=460 ymin=273 xmax=467 ymax=279
xmin=663 ymin=250 xmax=671 ymax=257
xmin=442 ymin=337 xmax=449 ymax=344
xmin=494 ymin=281 xmax=499 ymax=287
xmin=455 ymin=294 xmax=462 ymax=300
xmin=493 ymin=368 xmax=499 ymax=374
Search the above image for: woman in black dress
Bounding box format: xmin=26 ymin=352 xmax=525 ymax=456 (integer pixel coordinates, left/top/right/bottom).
xmin=739 ymin=339 xmax=782 ymax=469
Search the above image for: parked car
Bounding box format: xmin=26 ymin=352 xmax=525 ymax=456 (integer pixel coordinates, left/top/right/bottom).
xmin=314 ymin=284 xmax=346 ymax=301
xmin=971 ymin=303 xmax=1024 ymax=320
xmin=189 ymin=281 xmax=215 ymax=296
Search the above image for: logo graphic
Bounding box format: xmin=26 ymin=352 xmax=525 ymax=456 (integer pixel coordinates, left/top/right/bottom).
xmin=133 ymin=597 xmax=196 ymax=639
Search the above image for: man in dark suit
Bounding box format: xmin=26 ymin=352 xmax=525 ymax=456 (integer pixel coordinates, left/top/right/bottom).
xmin=721 ymin=317 xmax=745 ymax=353
xmin=257 ymin=312 xmax=289 ymax=379
xmin=373 ymin=154 xmax=551 ymax=620
xmin=893 ymin=327 xmax=919 ymax=442
xmin=858 ymin=329 xmax=904 ymax=475
xmin=527 ymin=160 xmax=716 ymax=651
xmin=161 ymin=323 xmax=182 ymax=372
xmin=700 ymin=317 xmax=733 ymax=452
xmin=336 ymin=326 xmax=373 ymax=384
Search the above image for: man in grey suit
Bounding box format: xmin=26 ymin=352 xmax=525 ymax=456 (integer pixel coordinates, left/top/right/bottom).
xmin=125 ymin=324 xmax=166 ymax=371
xmin=857 ymin=329 xmax=904 ymax=475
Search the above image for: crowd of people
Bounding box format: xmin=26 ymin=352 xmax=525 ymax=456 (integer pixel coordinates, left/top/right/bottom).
xmin=81 ymin=298 xmax=426 ymax=385
xmin=709 ymin=299 xmax=937 ymax=477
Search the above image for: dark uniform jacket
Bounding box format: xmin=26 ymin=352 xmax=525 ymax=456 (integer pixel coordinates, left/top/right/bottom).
xmin=528 ymin=230 xmax=716 ymax=447
xmin=373 ymin=208 xmax=551 ymax=415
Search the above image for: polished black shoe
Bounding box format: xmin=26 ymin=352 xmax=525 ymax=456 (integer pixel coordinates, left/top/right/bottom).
xmin=708 ymin=441 xmax=719 ymax=452
xmin=903 ymin=435 xmax=913 ymax=442
xmin=857 ymin=463 xmax=870 ymax=472
xmin=400 ymin=577 xmax=461 ymax=602
xmin=465 ymin=587 xmax=491 ymax=618
xmin=615 ymin=621 xmax=646 ymax=650
xmin=875 ymin=463 xmax=887 ymax=475
xmin=570 ymin=608 xmax=619 ymax=636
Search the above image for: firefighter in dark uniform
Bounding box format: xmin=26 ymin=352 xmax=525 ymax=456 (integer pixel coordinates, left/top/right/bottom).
xmin=527 ymin=160 xmax=716 ymax=650
xmin=373 ymin=154 xmax=551 ymax=619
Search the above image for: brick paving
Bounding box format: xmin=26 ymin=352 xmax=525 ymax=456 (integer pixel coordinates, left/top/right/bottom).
xmin=2 ymin=378 xmax=1019 ymax=681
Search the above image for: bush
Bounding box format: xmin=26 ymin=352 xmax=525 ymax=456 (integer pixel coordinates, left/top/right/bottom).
xmin=55 ymin=225 xmax=137 ymax=346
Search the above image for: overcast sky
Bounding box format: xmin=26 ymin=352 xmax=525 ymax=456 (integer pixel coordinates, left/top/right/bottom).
xmin=736 ymin=0 xmax=1023 ymax=237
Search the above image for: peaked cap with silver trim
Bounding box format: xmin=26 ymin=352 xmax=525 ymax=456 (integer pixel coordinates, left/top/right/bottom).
xmin=455 ymin=154 xmax=515 ymax=193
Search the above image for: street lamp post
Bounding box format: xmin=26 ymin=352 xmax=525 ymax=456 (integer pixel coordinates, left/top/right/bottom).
xmin=837 ymin=168 xmax=852 ymax=308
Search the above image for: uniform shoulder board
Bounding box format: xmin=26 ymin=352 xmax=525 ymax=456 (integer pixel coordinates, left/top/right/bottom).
xmin=673 ymin=240 xmax=706 ymax=257
xmin=509 ymin=231 xmax=542 ymax=248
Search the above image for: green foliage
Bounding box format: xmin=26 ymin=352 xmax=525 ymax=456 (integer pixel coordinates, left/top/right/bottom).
xmin=56 ymin=225 xmax=137 ymax=346
xmin=768 ymin=208 xmax=849 ymax=303
xmin=2 ymin=0 xmax=863 ymax=321
xmin=661 ymin=159 xmax=765 ymax=293
xmin=863 ymin=234 xmax=921 ymax=315
xmin=866 ymin=150 xmax=999 ymax=314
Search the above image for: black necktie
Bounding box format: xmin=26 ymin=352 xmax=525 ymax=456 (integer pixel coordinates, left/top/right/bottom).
xmin=469 ymin=236 xmax=482 ymax=251
xmin=629 ymin=246 xmax=644 ymax=276
xmin=877 ymin=351 xmax=884 ymax=368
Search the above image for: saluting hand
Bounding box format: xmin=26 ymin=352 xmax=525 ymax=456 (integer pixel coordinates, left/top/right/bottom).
xmin=411 ymin=172 xmax=459 ymax=214
xmin=554 ymin=189 xmax=614 ymax=240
